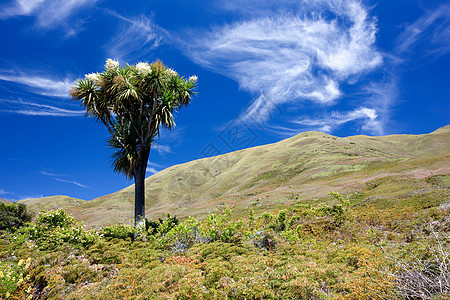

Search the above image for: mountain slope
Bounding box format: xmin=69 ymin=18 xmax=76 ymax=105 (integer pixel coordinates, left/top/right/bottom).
xmin=0 ymin=198 xmax=12 ymax=204
xmin=60 ymin=125 xmax=449 ymax=227
xmin=18 ymin=196 xmax=85 ymax=215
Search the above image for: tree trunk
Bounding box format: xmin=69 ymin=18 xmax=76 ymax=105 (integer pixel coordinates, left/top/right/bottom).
xmin=133 ymin=147 xmax=150 ymax=240
xmin=134 ymin=167 xmax=146 ymax=228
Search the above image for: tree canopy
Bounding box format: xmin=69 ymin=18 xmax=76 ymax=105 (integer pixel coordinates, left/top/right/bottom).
xmin=71 ymin=59 xmax=197 ymax=230
xmin=71 ymin=59 xmax=197 ymax=179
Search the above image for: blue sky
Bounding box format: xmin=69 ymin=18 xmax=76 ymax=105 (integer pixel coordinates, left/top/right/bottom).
xmin=0 ymin=0 xmax=449 ymax=201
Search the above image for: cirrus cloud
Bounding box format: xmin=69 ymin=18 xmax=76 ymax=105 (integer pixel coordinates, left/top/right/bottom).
xmin=395 ymin=3 xmax=450 ymax=59
xmin=0 ymin=71 xmax=74 ymax=97
xmin=0 ymin=98 xmax=84 ymax=117
xmin=105 ymin=12 xmax=166 ymax=61
xmin=0 ymin=0 xmax=98 ymax=30
xmin=185 ymin=0 xmax=383 ymax=125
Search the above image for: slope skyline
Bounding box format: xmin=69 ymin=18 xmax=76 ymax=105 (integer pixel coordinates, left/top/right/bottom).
xmin=18 ymin=125 xmax=450 ymax=226
xmin=1 ymin=0 xmax=449 ymax=201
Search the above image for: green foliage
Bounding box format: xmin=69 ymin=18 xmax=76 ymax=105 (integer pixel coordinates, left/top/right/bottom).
xmin=70 ymin=60 xmax=197 ymax=179
xmin=1 ymin=198 xmax=448 ymax=299
xmin=16 ymin=209 xmax=98 ymax=250
xmin=268 ymin=209 xmax=288 ymax=232
xmin=150 ymin=213 xmax=179 ymax=235
xmin=318 ymin=192 xmax=352 ymax=226
xmin=0 ymin=258 xmax=32 ymax=297
xmin=35 ymin=208 xmax=75 ymax=227
xmin=101 ymin=215 xmax=181 ymax=242
xmin=202 ymin=206 xmax=243 ymax=242
xmin=101 ymin=223 xmax=135 ymax=240
xmin=164 ymin=217 xmax=206 ymax=253
xmin=0 ymin=203 xmax=32 ymax=231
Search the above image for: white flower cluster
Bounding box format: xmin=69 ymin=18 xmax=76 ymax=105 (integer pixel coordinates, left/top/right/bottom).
xmin=85 ymin=72 xmax=101 ymax=83
xmin=135 ymin=62 xmax=151 ymax=74
xmin=105 ymin=58 xmax=119 ymax=69
xmin=165 ymin=68 xmax=178 ymax=77
xmin=188 ymin=75 xmax=198 ymax=83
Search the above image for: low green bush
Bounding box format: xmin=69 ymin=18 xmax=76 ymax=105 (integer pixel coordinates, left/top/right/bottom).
xmin=0 ymin=203 xmax=32 ymax=231
xmin=16 ymin=209 xmax=98 ymax=250
xmin=101 ymin=223 xmax=135 ymax=240
xmin=0 ymin=258 xmax=32 ymax=297
xmin=202 ymin=206 xmax=244 ymax=242
xmin=1 ymin=193 xmax=448 ymax=299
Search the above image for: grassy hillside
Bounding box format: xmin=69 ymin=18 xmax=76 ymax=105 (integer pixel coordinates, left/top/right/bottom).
xmin=18 ymin=196 xmax=85 ymax=216
xmin=1 ymin=126 xmax=449 ymax=299
xmin=0 ymin=198 xmax=12 ymax=204
xmin=18 ymin=126 xmax=450 ymax=227
xmin=69 ymin=125 xmax=450 ymax=227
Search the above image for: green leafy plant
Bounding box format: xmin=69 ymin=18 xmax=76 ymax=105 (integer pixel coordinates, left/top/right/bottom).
xmin=0 ymin=258 xmax=32 ymax=298
xmin=101 ymin=223 xmax=135 ymax=240
xmin=319 ymin=192 xmax=352 ymax=226
xmin=0 ymin=203 xmax=32 ymax=231
xmin=1 ymin=195 xmax=447 ymax=299
xmin=17 ymin=209 xmax=98 ymax=250
xmin=268 ymin=209 xmax=288 ymax=232
xmin=150 ymin=213 xmax=179 ymax=235
xmin=202 ymin=206 xmax=243 ymax=242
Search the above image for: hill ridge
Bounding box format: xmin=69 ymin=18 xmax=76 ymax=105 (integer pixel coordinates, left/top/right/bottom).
xmin=19 ymin=125 xmax=450 ymax=227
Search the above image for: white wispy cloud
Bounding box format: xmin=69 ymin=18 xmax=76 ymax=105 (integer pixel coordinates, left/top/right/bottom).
xmin=0 ymin=189 xmax=10 ymax=195
xmin=292 ymin=106 xmax=382 ymax=135
xmin=146 ymin=167 xmax=158 ymax=175
xmin=39 ymin=170 xmax=64 ymax=177
xmin=0 ymin=0 xmax=45 ymax=17
xmin=0 ymin=72 xmax=74 ymax=97
xmin=40 ymin=169 xmax=89 ymax=188
xmin=0 ymin=98 xmax=84 ymax=116
xmin=106 ymin=12 xmax=166 ymax=61
xmin=184 ymin=0 xmax=383 ymax=127
xmin=0 ymin=187 xmax=44 ymax=201
xmin=153 ymin=144 xmax=172 ymax=154
xmin=395 ymin=3 xmax=450 ymax=57
xmin=360 ymin=79 xmax=398 ymax=135
xmin=54 ymin=178 xmax=89 ymax=188
xmin=280 ymin=76 xmax=398 ymax=136
xmin=93 ymin=1 xmax=387 ymax=135
xmin=0 ymin=0 xmax=97 ymax=30
xmin=146 ymin=161 xmax=164 ymax=175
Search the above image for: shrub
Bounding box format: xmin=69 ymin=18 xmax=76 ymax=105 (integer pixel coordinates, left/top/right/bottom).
xmin=101 ymin=223 xmax=135 ymax=240
xmin=155 ymin=214 xmax=179 ymax=235
xmin=319 ymin=192 xmax=352 ymax=227
xmin=0 ymin=258 xmax=32 ymax=297
xmin=147 ymin=216 xmax=209 ymax=253
xmin=0 ymin=203 xmax=32 ymax=231
xmin=202 ymin=206 xmax=242 ymax=242
xmin=252 ymin=230 xmax=276 ymax=250
xmin=16 ymin=209 xmax=98 ymax=250
xmin=338 ymin=246 xmax=397 ymax=298
xmin=268 ymin=210 xmax=288 ymax=232
xmin=146 ymin=214 xmax=179 ymax=235
xmin=165 ymin=217 xmax=209 ymax=253
xmin=3 ymin=191 xmax=447 ymax=299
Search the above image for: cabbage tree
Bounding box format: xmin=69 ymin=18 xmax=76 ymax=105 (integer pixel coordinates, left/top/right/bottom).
xmin=70 ymin=59 xmax=197 ymax=234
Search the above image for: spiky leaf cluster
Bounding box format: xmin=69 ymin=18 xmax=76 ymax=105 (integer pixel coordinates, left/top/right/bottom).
xmin=70 ymin=59 xmax=196 ymax=179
